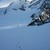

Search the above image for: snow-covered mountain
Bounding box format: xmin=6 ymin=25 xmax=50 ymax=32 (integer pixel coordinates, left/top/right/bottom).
xmin=0 ymin=0 xmax=44 ymax=15
xmin=0 ymin=1 xmax=50 ymax=50
xmin=0 ymin=0 xmax=50 ymax=28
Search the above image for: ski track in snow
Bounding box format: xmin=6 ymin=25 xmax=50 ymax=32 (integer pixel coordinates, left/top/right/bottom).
xmin=0 ymin=24 xmax=27 ymax=30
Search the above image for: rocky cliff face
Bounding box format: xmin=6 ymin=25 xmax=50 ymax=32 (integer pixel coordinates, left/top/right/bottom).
xmin=28 ymin=0 xmax=50 ymax=26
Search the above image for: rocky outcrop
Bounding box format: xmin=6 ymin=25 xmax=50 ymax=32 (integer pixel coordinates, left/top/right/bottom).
xmin=28 ymin=0 xmax=50 ymax=26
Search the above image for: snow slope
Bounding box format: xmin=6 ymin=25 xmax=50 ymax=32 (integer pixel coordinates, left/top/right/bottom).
xmin=0 ymin=0 xmax=45 ymax=28
xmin=0 ymin=0 xmax=50 ymax=50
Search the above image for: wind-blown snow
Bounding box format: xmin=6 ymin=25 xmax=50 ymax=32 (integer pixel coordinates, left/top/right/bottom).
xmin=0 ymin=24 xmax=28 ymax=30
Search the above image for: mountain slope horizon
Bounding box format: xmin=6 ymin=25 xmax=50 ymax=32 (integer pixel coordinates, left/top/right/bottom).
xmin=0 ymin=0 xmax=50 ymax=27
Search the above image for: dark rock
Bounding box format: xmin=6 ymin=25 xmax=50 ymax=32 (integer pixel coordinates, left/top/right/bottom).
xmin=4 ymin=9 xmax=7 ymax=15
xmin=19 ymin=5 xmax=25 ymax=11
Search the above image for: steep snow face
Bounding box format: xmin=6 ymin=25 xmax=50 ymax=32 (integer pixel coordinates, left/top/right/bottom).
xmin=0 ymin=0 xmax=50 ymax=27
xmin=0 ymin=0 xmax=44 ymax=15
xmin=8 ymin=0 xmax=22 ymax=9
xmin=0 ymin=0 xmax=46 ymax=17
xmin=0 ymin=0 xmax=43 ymax=22
xmin=0 ymin=0 xmax=32 ymax=26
